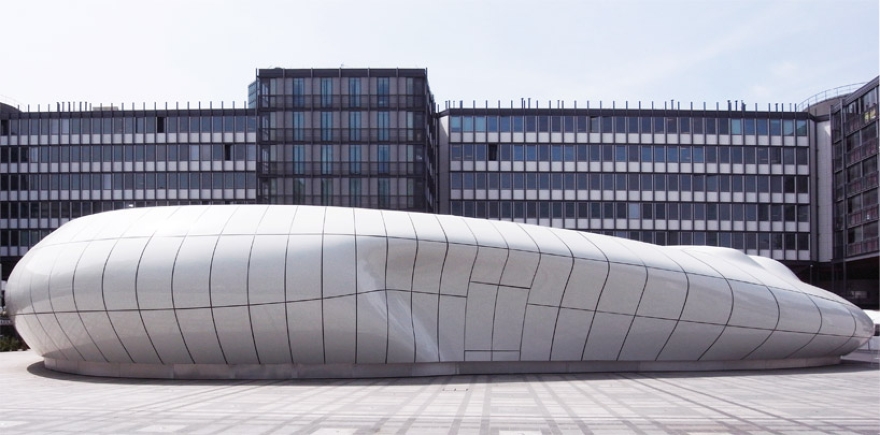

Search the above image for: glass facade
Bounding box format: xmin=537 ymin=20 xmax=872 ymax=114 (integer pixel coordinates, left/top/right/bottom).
xmin=0 ymin=105 xmax=258 ymax=276
xmin=0 ymin=70 xmax=878 ymax=308
xmin=828 ymin=79 xmax=879 ymax=307
xmin=253 ymin=68 xmax=437 ymax=212
xmin=441 ymin=108 xmax=815 ymax=267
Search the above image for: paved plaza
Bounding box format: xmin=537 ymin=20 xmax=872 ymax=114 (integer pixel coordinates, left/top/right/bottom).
xmin=0 ymin=350 xmax=877 ymax=434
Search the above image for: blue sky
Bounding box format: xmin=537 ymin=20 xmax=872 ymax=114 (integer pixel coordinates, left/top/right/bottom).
xmin=2 ymin=0 xmax=877 ymax=110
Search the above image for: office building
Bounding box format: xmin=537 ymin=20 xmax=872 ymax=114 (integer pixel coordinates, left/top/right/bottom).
xmin=0 ymin=101 xmax=259 ymax=277
xmin=828 ymin=79 xmax=879 ymax=306
xmin=252 ymin=68 xmax=438 ymax=212
xmin=438 ymin=106 xmax=814 ymax=266
xmin=0 ymin=69 xmax=878 ymax=308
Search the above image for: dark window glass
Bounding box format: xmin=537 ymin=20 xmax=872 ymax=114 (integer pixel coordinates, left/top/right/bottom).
xmin=691 ymin=146 xmax=706 ymax=163
xmin=589 ymin=145 xmax=601 ymax=162
xmin=614 ymin=117 xmax=626 ymax=133
xmin=500 ymin=116 xmax=511 ymax=132
xmin=641 ymin=146 xmax=652 ymax=162
xmin=667 ymin=146 xmax=678 ymax=163
xmin=653 ymin=117 xmax=664 ymax=133
xmin=796 ymin=148 xmax=808 ymax=165
xmin=602 ymin=145 xmax=613 ymax=162
xmin=718 ymin=117 xmax=729 ymax=134
xmin=680 ymin=146 xmax=691 ymax=163
xmin=679 ymin=117 xmax=691 ymax=133
xmin=755 ymin=119 xmax=770 ymax=136
xmin=615 ymin=146 xmax=626 ymax=162
xmin=653 ymin=146 xmax=665 ymax=163
xmin=487 ymin=116 xmax=498 ymax=132
xmin=551 ymin=145 xmax=563 ymax=161
xmin=513 ymin=117 xmax=524 ymax=132
xmin=731 ymin=147 xmax=743 ymax=164
xmin=538 ymin=145 xmax=550 ymax=161
xmin=576 ymin=116 xmax=587 ymax=133
xmin=770 ymin=119 xmax=781 ymax=135
xmin=681 ymin=203 xmax=692 ymax=219
xmin=706 ymin=146 xmax=718 ymax=163
xmin=627 ymin=117 xmax=638 ymax=133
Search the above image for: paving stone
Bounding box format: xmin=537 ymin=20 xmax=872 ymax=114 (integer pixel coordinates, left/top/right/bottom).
xmin=1 ymin=351 xmax=877 ymax=434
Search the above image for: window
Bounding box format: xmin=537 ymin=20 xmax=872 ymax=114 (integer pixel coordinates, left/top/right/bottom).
xmin=626 ymin=117 xmax=639 ymax=133
xmin=292 ymin=78 xmax=305 ymax=106
xmin=654 ymin=118 xmax=666 ymax=133
xmin=321 ymin=145 xmax=333 ymax=175
xmin=321 ymin=78 xmax=333 ymax=107
xmin=769 ymin=119 xmax=781 ymax=136
xmin=377 ymin=77 xmax=390 ymax=107
xmin=679 ymin=117 xmax=691 ymax=133
xmin=321 ymin=112 xmax=333 ymax=141
xmin=731 ymin=119 xmax=742 ymax=135
xmin=796 ymin=119 xmax=808 ymax=136
xmin=487 ymin=116 xmax=498 ymax=132
xmin=526 ymin=116 xmax=537 ymax=132
xmin=692 ymin=117 xmax=703 ymax=134
xmin=500 ymin=116 xmax=511 ymax=132
xmin=321 ymin=179 xmax=334 ymax=205
xmin=289 ymin=112 xmax=305 ymax=141
xmin=377 ymin=112 xmax=390 ymax=141
xmin=462 ymin=117 xmax=473 ymax=132
xmin=349 ymin=112 xmax=362 ymax=141
xmin=349 ymin=146 xmax=362 ymax=174
xmin=293 ymin=145 xmax=306 ymax=174
xmin=489 ymin=144 xmax=498 ymax=161
xmin=475 ymin=116 xmax=486 ymax=132
xmin=349 ymin=178 xmax=362 ymax=207
xmin=349 ymin=78 xmax=361 ymax=107
xmin=538 ymin=116 xmax=550 ymax=132
xmin=378 ymin=144 xmax=390 ymax=174
xmin=449 ymin=116 xmax=462 ymax=133
xmin=378 ymin=178 xmax=390 ymax=208
xmin=744 ymin=118 xmax=756 ymax=135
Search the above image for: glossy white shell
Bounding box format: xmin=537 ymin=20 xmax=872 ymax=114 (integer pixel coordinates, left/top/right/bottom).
xmin=6 ymin=205 xmax=873 ymax=378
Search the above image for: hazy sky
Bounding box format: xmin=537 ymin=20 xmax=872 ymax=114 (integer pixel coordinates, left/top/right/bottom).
xmin=2 ymin=0 xmax=877 ymax=111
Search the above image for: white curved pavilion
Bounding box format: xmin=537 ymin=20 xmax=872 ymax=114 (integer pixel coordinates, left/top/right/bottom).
xmin=6 ymin=205 xmax=873 ymax=379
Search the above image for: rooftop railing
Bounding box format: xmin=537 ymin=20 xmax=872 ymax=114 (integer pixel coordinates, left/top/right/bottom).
xmin=797 ymin=83 xmax=866 ymax=112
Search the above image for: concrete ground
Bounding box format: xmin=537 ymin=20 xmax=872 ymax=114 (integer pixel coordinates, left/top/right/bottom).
xmin=1 ymin=350 xmax=877 ymax=434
